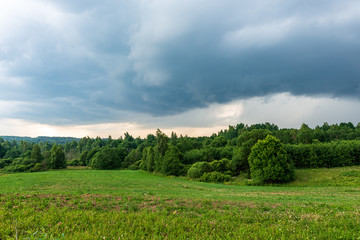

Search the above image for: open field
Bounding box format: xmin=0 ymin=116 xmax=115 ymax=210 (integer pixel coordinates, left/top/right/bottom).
xmin=1 ymin=167 xmax=360 ymax=239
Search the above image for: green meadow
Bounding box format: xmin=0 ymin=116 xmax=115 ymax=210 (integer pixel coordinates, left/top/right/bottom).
xmin=1 ymin=167 xmax=360 ymax=239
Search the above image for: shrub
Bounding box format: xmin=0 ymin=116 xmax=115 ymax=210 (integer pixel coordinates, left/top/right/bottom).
xmin=129 ymin=160 xmax=142 ymax=170
xmin=210 ymin=158 xmax=231 ymax=173
xmin=232 ymin=129 xmax=271 ymax=174
xmin=30 ymin=163 xmax=44 ymax=172
xmin=90 ymin=147 xmax=121 ymax=170
xmin=284 ymin=140 xmax=360 ymax=169
xmin=248 ymin=135 xmax=295 ymax=184
xmin=187 ymin=161 xmax=212 ymax=178
xmin=0 ymin=159 xmax=13 ymax=169
xmin=122 ymin=148 xmax=140 ymax=168
xmin=3 ymin=158 xmax=41 ymax=172
xmin=200 ymin=171 xmax=232 ymax=183
xmin=68 ymin=159 xmax=80 ymax=166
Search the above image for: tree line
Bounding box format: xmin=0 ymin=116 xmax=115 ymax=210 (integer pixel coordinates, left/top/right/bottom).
xmin=0 ymin=122 xmax=360 ymax=184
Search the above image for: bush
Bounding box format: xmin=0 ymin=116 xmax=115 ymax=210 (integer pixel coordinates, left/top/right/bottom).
xmin=284 ymin=140 xmax=360 ymax=169
xmin=187 ymin=161 xmax=212 ymax=178
xmin=122 ymin=148 xmax=140 ymax=168
xmin=210 ymin=158 xmax=231 ymax=173
xmin=248 ymin=135 xmax=295 ymax=184
xmin=3 ymin=158 xmax=42 ymax=172
xmin=232 ymin=129 xmax=271 ymax=174
xmin=200 ymin=171 xmax=232 ymax=183
xmin=129 ymin=160 xmax=142 ymax=170
xmin=68 ymin=159 xmax=80 ymax=166
xmin=90 ymin=147 xmax=122 ymax=170
xmin=0 ymin=159 xmax=13 ymax=169
xmin=30 ymin=163 xmax=44 ymax=172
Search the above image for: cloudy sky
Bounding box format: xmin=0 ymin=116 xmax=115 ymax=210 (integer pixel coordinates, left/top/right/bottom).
xmin=1 ymin=0 xmax=360 ymax=138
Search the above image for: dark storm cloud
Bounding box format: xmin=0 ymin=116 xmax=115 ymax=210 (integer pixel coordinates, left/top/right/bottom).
xmin=1 ymin=0 xmax=360 ymax=124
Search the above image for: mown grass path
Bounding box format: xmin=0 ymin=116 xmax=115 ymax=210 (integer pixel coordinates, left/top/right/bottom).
xmin=1 ymin=168 xmax=360 ymax=239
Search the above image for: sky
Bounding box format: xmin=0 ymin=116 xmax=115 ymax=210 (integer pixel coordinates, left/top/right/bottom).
xmin=1 ymin=0 xmax=360 ymax=138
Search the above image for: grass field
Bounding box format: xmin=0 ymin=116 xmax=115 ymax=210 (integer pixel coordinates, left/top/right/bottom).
xmin=1 ymin=167 xmax=360 ymax=239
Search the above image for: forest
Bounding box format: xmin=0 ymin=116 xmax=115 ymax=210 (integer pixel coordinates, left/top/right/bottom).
xmin=1 ymin=122 xmax=360 ymax=184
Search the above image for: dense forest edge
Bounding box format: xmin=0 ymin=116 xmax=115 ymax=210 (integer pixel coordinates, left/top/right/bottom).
xmin=1 ymin=122 xmax=360 ymax=185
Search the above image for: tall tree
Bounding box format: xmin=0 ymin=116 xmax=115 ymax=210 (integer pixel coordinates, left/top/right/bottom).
xmin=31 ymin=144 xmax=43 ymax=163
xmin=48 ymin=145 xmax=66 ymax=169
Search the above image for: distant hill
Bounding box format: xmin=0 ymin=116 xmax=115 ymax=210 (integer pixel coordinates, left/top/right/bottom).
xmin=0 ymin=136 xmax=80 ymax=145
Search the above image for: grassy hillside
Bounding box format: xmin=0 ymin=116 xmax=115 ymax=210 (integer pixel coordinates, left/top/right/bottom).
xmin=1 ymin=167 xmax=360 ymax=239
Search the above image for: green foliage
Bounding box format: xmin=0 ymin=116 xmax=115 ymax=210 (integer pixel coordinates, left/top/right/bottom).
xmin=129 ymin=160 xmax=142 ymax=170
xmin=3 ymin=158 xmax=44 ymax=172
xmin=248 ymin=135 xmax=295 ymax=184
xmin=183 ymin=149 xmax=205 ymax=164
xmin=210 ymin=136 xmax=227 ymax=147
xmin=0 ymin=159 xmax=12 ymax=169
xmin=202 ymin=147 xmax=221 ymax=162
xmin=296 ymin=123 xmax=313 ymax=144
xmin=155 ymin=129 xmax=169 ymax=157
xmin=79 ymin=150 xmax=88 ymax=166
xmin=161 ymin=146 xmax=184 ymax=176
xmin=48 ymin=145 xmax=66 ymax=169
xmin=210 ymin=158 xmax=231 ymax=173
xmin=232 ymin=129 xmax=271 ymax=174
xmin=4 ymin=149 xmax=20 ymax=159
xmin=31 ymin=162 xmax=44 ymax=172
xmin=90 ymin=147 xmax=122 ymax=170
xmin=0 ymin=136 xmax=79 ymax=145
xmin=231 ymin=148 xmax=249 ymax=176
xmin=67 ymin=159 xmax=80 ymax=166
xmin=200 ymin=171 xmax=232 ymax=183
xmin=86 ymin=148 xmax=99 ymax=166
xmin=141 ymin=147 xmax=156 ymax=172
xmin=31 ymin=144 xmax=43 ymax=163
xmin=175 ymin=137 xmax=200 ymax=152
xmin=187 ymin=161 xmax=212 ymax=178
xmin=284 ymin=140 xmax=360 ymax=168
xmin=122 ymin=148 xmax=141 ymax=168
xmin=2 ymin=122 xmax=360 ymax=178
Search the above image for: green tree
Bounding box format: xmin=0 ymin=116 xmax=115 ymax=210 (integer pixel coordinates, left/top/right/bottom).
xmin=79 ymin=150 xmax=88 ymax=166
xmin=210 ymin=158 xmax=231 ymax=173
xmin=231 ymin=129 xmax=271 ymax=175
xmin=90 ymin=147 xmax=121 ymax=170
xmin=296 ymin=123 xmax=313 ymax=144
xmin=187 ymin=161 xmax=212 ymax=178
xmin=31 ymin=144 xmax=43 ymax=163
xmin=161 ymin=146 xmax=184 ymax=176
xmin=210 ymin=136 xmax=227 ymax=148
xmin=156 ymin=129 xmax=169 ymax=156
xmin=141 ymin=147 xmax=155 ymax=172
xmin=86 ymin=148 xmax=100 ymax=166
xmin=248 ymin=135 xmax=294 ymax=184
xmin=122 ymin=148 xmax=141 ymax=168
xmin=48 ymin=145 xmax=66 ymax=169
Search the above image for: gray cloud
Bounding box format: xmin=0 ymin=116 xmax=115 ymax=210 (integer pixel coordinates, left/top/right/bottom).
xmin=1 ymin=0 xmax=360 ymax=125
